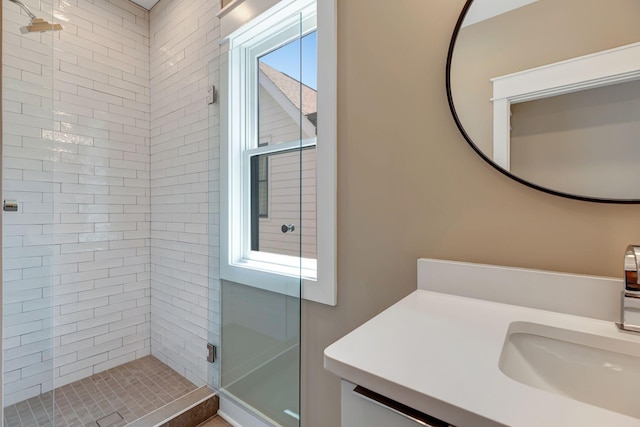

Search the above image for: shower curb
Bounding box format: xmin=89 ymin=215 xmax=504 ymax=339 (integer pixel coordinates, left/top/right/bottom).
xmin=125 ymin=386 xmax=219 ymax=427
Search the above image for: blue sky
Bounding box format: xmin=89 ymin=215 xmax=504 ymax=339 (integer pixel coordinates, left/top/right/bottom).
xmin=259 ymin=31 xmax=317 ymax=90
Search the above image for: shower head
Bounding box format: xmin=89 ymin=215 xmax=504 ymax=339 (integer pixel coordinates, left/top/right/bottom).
xmin=8 ymin=0 xmax=62 ymax=33
xmin=20 ymin=18 xmax=63 ymax=33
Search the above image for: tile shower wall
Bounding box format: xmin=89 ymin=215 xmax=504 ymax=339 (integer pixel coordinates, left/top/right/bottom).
xmin=3 ymin=0 xmax=151 ymax=405
xmin=3 ymin=0 xmax=56 ymax=406
xmin=149 ymin=0 xmax=220 ymax=386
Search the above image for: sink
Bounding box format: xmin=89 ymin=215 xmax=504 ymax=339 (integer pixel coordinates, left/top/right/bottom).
xmin=499 ymin=322 xmax=640 ymax=419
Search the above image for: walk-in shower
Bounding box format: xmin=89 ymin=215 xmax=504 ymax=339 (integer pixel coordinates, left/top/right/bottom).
xmin=2 ymin=0 xmax=305 ymax=425
xmin=2 ymin=0 xmax=215 ymax=424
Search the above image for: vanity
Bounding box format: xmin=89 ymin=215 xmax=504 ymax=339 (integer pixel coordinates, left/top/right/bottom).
xmin=324 ymin=258 xmax=640 ymax=426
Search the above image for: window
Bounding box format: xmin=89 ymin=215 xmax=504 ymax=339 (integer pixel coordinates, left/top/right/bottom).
xmin=253 ymin=142 xmax=268 ymax=219
xmin=250 ymin=145 xmax=268 ymax=252
xmin=221 ymin=0 xmax=336 ymax=305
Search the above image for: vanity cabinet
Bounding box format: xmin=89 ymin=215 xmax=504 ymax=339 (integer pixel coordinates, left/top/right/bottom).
xmin=341 ymin=381 xmax=456 ymax=427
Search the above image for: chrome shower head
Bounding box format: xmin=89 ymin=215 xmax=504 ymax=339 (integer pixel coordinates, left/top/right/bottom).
xmin=9 ymin=0 xmax=62 ymax=33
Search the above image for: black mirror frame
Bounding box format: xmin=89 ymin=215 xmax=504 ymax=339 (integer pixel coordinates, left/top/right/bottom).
xmin=445 ymin=0 xmax=640 ymax=204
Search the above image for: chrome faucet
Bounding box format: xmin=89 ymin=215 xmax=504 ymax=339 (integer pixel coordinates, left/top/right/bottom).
xmin=618 ymin=245 xmax=640 ymax=332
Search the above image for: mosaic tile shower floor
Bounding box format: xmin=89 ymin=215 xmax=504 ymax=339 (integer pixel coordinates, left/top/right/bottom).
xmin=3 ymin=356 xmax=197 ymax=427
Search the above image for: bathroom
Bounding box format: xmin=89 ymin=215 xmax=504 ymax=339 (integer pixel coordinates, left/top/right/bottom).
xmin=2 ymin=0 xmax=640 ymax=426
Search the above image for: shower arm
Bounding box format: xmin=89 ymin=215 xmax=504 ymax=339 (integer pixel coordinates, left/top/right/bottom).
xmin=8 ymin=0 xmax=37 ymax=20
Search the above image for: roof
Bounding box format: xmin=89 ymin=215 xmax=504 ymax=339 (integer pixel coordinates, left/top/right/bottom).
xmin=259 ymin=62 xmax=318 ymax=117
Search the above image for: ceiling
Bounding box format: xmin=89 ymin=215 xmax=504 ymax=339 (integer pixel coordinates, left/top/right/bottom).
xmin=130 ymin=0 xmax=160 ymax=10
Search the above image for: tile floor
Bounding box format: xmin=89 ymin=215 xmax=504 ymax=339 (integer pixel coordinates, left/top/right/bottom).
xmin=3 ymin=356 xmax=197 ymax=427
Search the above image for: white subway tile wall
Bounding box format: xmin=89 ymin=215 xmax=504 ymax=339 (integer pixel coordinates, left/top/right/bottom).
xmin=3 ymin=0 xmax=151 ymax=406
xmin=149 ymin=0 xmax=220 ymax=387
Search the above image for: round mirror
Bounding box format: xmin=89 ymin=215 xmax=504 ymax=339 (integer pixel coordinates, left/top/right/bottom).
xmin=447 ymin=0 xmax=640 ymax=202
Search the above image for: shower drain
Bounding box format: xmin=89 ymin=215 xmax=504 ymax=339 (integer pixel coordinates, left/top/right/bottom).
xmin=95 ymin=411 xmax=124 ymax=427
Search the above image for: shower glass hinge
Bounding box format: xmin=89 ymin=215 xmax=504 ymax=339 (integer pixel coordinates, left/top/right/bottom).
xmin=207 ymin=343 xmax=217 ymax=363
xmin=3 ymin=200 xmax=18 ymax=212
xmin=207 ymin=85 xmax=217 ymax=105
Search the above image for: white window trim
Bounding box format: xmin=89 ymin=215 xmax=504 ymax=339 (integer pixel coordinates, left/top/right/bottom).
xmin=220 ymin=0 xmax=337 ymax=306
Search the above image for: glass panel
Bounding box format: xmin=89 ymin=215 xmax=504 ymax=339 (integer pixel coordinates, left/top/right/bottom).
xmin=4 ymin=1 xmax=204 ymax=425
xmin=2 ymin=0 xmax=56 ymax=424
xmin=253 ymin=30 xmax=317 ymax=259
xmin=208 ymin=55 xmax=222 ymax=391
xmin=250 ymin=148 xmax=316 ymax=259
xmin=216 ymin=9 xmax=312 ymax=427
xmin=257 ymin=31 xmax=318 ymax=146
xmin=257 ymin=153 xmax=268 ymax=218
xmin=220 ymin=281 xmax=300 ymax=426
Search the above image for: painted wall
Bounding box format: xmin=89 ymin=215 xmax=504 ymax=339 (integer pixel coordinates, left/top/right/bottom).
xmin=2 ymin=0 xmax=151 ymax=405
xmin=301 ymin=1 xmax=640 ymax=426
xmin=452 ymin=0 xmax=640 ymax=200
xmin=148 ymin=0 xmax=219 ymax=387
xmin=510 ymin=80 xmax=640 ymax=199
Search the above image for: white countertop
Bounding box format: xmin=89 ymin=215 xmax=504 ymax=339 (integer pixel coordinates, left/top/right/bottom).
xmin=324 ymin=290 xmax=640 ymax=427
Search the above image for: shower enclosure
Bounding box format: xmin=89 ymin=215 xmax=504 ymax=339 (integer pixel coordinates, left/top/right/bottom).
xmin=213 ymin=3 xmax=314 ymax=424
xmin=1 ymin=0 xmax=306 ymax=425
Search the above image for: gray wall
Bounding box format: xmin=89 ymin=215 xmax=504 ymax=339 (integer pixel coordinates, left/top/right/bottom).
xmin=301 ymin=1 xmax=640 ymax=426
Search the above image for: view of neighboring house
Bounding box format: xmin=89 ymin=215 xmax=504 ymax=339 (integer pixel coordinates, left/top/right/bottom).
xmin=255 ymin=61 xmax=318 ymax=259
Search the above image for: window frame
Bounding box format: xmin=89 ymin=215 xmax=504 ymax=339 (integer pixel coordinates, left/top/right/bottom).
xmin=255 ymin=141 xmax=269 ymax=219
xmin=220 ymin=0 xmax=337 ymax=305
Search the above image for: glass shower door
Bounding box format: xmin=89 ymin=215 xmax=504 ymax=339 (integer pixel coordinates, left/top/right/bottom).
xmin=2 ymin=0 xmax=56 ymax=424
xmin=211 ymin=6 xmax=316 ymax=425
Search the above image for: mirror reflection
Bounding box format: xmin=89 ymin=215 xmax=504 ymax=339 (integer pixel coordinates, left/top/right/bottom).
xmin=449 ymin=0 xmax=640 ymax=200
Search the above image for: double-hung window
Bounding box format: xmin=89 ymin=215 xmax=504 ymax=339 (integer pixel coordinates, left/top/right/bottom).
xmin=221 ymin=0 xmax=336 ymax=305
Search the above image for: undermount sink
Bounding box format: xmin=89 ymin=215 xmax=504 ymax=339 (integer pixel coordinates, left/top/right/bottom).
xmin=499 ymin=322 xmax=640 ymax=419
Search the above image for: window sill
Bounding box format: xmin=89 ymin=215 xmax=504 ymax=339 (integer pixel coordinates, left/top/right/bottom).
xmin=222 ymin=258 xmax=316 ymax=298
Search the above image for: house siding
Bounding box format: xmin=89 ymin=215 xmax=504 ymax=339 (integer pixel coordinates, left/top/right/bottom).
xmin=257 ymin=83 xmax=317 ymax=259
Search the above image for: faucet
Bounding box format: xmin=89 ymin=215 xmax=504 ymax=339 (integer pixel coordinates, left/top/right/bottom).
xmin=619 ymin=245 xmax=640 ymax=332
